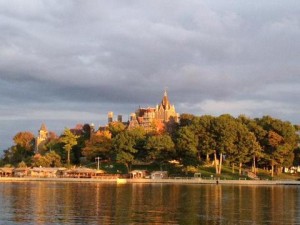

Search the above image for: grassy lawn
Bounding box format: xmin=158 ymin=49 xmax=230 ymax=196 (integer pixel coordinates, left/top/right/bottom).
xmin=197 ymin=166 xmax=300 ymax=180
xmin=197 ymin=165 xmax=248 ymax=180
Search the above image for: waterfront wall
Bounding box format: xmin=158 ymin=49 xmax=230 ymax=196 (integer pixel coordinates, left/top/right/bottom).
xmin=1 ymin=177 xmax=300 ymax=185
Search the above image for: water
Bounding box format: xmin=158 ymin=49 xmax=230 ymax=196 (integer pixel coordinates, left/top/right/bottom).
xmin=0 ymin=182 xmax=299 ymax=224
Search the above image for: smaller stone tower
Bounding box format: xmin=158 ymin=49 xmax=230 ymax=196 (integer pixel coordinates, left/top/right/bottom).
xmin=36 ymin=123 xmax=49 ymax=153
xmin=108 ymin=111 xmax=114 ymax=123
xmin=117 ymin=115 xmax=123 ymax=122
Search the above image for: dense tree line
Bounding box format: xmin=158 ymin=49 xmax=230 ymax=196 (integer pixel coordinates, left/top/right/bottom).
xmin=1 ymin=114 xmax=299 ymax=177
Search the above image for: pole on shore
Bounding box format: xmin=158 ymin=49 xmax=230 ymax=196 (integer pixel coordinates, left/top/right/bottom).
xmin=95 ymin=157 xmax=100 ymax=170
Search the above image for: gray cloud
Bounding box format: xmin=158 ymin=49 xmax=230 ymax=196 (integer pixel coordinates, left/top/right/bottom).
xmin=1 ymin=0 xmax=300 ymax=150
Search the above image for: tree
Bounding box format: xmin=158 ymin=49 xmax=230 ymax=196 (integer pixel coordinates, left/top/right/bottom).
xmin=32 ymin=151 xmax=62 ymax=167
xmin=238 ymin=115 xmax=266 ymax=173
xmin=82 ymin=124 xmax=93 ymax=140
xmin=192 ymin=115 xmax=216 ymax=162
xmin=3 ymin=131 xmax=35 ymax=165
xmin=257 ymin=116 xmax=298 ymax=176
xmin=111 ymin=127 xmax=146 ymax=172
xmin=13 ymin=131 xmax=35 ymax=152
xmin=212 ymin=115 xmax=237 ymax=175
xmin=247 ymin=132 xmax=263 ymax=175
xmin=293 ymin=146 xmax=300 ymax=166
xmin=70 ymin=124 xmax=95 ymax=164
xmin=179 ymin=113 xmax=196 ymax=127
xmin=175 ymin=126 xmax=198 ymax=166
xmin=60 ymin=128 xmax=79 ymax=166
xmin=226 ymin=123 xmax=261 ymax=175
xmin=83 ymin=130 xmax=112 ymax=161
xmin=145 ymin=134 xmax=175 ymax=170
xmin=112 ymin=131 xmax=137 ymax=172
xmin=149 ymin=119 xmax=165 ymax=135
xmin=126 ymin=127 xmax=147 ymax=161
xmin=266 ymin=131 xmax=284 ymax=177
xmin=108 ymin=122 xmax=126 ymax=137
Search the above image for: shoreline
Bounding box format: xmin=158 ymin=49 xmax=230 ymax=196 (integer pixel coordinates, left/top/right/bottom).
xmin=0 ymin=177 xmax=300 ymax=185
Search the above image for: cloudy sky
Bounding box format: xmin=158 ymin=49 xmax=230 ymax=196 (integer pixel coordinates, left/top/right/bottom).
xmin=1 ymin=0 xmax=300 ymax=150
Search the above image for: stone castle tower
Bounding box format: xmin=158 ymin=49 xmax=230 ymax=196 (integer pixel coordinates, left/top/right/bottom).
xmin=155 ymin=90 xmax=179 ymax=122
xmin=35 ymin=123 xmax=49 ymax=153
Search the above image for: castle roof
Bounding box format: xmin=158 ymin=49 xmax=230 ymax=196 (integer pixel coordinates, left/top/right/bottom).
xmin=40 ymin=123 xmax=47 ymax=131
xmin=136 ymin=107 xmax=156 ymax=117
xmin=160 ymin=90 xmax=171 ymax=110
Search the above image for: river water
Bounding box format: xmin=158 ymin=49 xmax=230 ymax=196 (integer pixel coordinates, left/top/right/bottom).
xmin=0 ymin=182 xmax=299 ymax=224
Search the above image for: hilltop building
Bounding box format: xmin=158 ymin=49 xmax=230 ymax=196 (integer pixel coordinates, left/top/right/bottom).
xmin=135 ymin=90 xmax=179 ymax=127
xmin=108 ymin=90 xmax=179 ymax=131
xmin=35 ymin=123 xmax=49 ymax=152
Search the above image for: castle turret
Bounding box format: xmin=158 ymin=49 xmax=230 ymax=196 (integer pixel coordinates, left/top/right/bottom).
xmin=35 ymin=123 xmax=49 ymax=153
xmin=108 ymin=111 xmax=114 ymax=123
xmin=117 ymin=115 xmax=123 ymax=122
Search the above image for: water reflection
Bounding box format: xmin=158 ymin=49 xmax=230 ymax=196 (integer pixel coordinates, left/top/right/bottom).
xmin=0 ymin=182 xmax=299 ymax=224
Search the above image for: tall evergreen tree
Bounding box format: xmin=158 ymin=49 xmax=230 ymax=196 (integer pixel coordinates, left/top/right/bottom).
xmin=60 ymin=128 xmax=79 ymax=166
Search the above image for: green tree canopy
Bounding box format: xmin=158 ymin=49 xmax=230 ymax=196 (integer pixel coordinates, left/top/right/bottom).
xmin=60 ymin=128 xmax=79 ymax=166
xmin=111 ymin=128 xmax=146 ymax=172
xmin=175 ymin=126 xmax=198 ymax=166
xmin=257 ymin=116 xmax=298 ymax=175
xmin=145 ymin=133 xmax=175 ymax=169
xmin=192 ymin=115 xmax=216 ymax=162
xmin=108 ymin=121 xmax=126 ymax=137
xmin=83 ymin=131 xmax=112 ymax=161
xmin=211 ymin=115 xmax=237 ymax=175
xmin=112 ymin=131 xmax=136 ymax=172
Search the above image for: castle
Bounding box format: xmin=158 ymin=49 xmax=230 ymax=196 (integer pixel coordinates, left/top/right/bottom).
xmin=108 ymin=90 xmax=179 ymax=130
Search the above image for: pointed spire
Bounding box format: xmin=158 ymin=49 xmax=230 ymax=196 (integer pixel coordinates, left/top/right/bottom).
xmin=40 ymin=123 xmax=47 ymax=131
xmin=161 ymin=90 xmax=171 ymax=110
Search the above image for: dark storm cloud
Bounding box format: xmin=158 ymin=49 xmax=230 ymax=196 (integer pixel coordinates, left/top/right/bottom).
xmin=1 ymin=0 xmax=300 ymax=149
